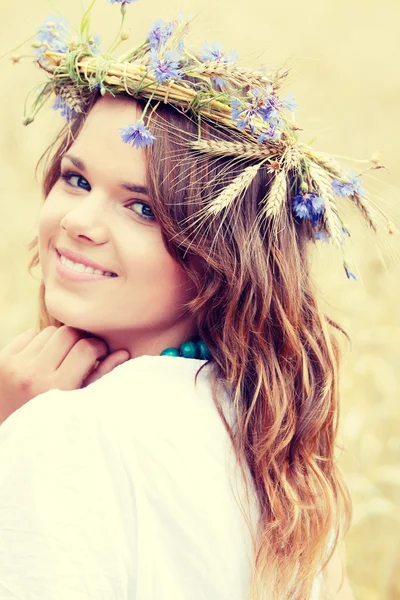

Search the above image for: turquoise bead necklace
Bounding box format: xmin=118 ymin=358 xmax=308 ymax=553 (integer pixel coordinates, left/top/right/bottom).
xmin=160 ymin=337 xmax=212 ymax=360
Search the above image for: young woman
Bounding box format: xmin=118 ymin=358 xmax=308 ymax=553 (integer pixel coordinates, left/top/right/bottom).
xmin=0 ymin=5 xmax=386 ymax=598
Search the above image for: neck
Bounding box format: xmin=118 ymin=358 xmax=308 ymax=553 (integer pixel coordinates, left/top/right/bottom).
xmin=81 ymin=317 xmax=199 ymax=359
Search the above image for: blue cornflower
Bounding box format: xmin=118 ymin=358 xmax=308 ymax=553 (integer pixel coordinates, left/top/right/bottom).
xmin=200 ymin=41 xmax=238 ymax=87
xmin=108 ymin=0 xmax=139 ymax=4
xmin=231 ymin=87 xmax=286 ymax=135
xmin=120 ymin=121 xmax=156 ymax=148
xmin=292 ymin=192 xmax=326 ymax=226
xmin=263 ymin=110 xmax=283 ymax=133
xmin=332 ymin=170 xmax=367 ymax=198
xmin=251 ymin=86 xmax=277 ymax=123
xmin=200 ymin=41 xmax=238 ymax=63
xmin=231 ymin=98 xmax=243 ymax=121
xmin=230 ymin=99 xmax=258 ymax=135
xmin=313 ymin=230 xmax=329 ymax=242
xmin=253 ymin=86 xmax=297 ymax=119
xmin=150 ymin=49 xmax=182 ymax=84
xmin=148 ymin=18 xmax=176 ymax=50
xmin=343 ymin=262 xmax=357 ymax=280
xmin=236 ymin=117 xmax=253 ymax=133
xmin=257 ymin=126 xmax=281 ymax=144
xmin=35 ymin=16 xmax=70 ymax=59
xmin=52 ymin=95 xmax=79 ymax=122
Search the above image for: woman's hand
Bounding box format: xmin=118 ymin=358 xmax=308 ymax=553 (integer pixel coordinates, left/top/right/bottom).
xmin=80 ymin=347 xmax=131 ymax=388
xmin=0 ymin=326 xmax=130 ymax=425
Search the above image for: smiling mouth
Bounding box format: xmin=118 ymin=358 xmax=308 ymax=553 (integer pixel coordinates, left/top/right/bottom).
xmin=56 ymin=250 xmax=118 ymax=277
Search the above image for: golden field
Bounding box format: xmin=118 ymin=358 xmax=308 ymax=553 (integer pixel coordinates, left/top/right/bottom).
xmin=0 ymin=1 xmax=399 ymax=598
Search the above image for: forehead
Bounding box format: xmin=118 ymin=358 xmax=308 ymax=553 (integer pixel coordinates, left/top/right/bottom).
xmin=66 ymin=96 xmax=147 ymax=184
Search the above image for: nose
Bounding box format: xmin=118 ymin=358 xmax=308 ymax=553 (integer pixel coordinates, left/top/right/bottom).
xmin=60 ymin=193 xmax=110 ymax=244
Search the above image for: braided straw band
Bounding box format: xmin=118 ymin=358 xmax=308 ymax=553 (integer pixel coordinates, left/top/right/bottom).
xmin=38 ymin=52 xmax=295 ymax=139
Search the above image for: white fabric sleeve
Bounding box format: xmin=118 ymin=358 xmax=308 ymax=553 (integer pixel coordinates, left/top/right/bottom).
xmin=0 ymin=389 xmax=138 ymax=600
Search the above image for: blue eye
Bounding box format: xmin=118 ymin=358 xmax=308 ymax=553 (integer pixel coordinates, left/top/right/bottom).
xmin=59 ymin=170 xmax=155 ymax=222
xmin=60 ymin=171 xmax=91 ymax=191
xmin=128 ymin=201 xmax=156 ymax=222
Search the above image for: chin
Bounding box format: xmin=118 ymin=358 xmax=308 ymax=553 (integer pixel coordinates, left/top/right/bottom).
xmin=45 ymin=301 xmax=88 ymax=332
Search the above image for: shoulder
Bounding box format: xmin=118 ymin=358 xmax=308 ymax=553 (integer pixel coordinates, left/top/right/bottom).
xmin=84 ymin=355 xmax=228 ymax=435
xmin=0 ymin=355 xmax=212 ymax=431
xmin=0 ymin=355 xmax=223 ymax=461
xmin=95 ymin=353 xmax=212 ymax=395
xmin=94 ymin=356 xmax=235 ymax=463
xmin=84 ymin=354 xmax=213 ymax=404
xmin=0 ymin=385 xmax=124 ymax=490
xmin=0 ymin=386 xmax=138 ymax=599
xmin=0 ymin=355 xmax=236 ymax=520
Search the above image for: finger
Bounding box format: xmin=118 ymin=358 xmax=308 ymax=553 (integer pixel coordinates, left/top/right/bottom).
xmin=81 ymin=350 xmax=130 ymax=388
xmin=0 ymin=329 xmax=38 ymax=358
xmin=54 ymin=337 xmax=111 ymax=390
xmin=34 ymin=326 xmax=89 ymax=371
xmin=18 ymin=326 xmax=60 ymax=361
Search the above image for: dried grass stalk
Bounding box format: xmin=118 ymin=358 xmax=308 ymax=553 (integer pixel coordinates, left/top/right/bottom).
xmin=260 ymin=170 xmax=287 ymax=220
xmin=207 ymin=163 xmax=262 ymax=216
xmin=308 ymin=165 xmax=345 ymax=247
xmin=190 ymin=139 xmax=284 ymax=159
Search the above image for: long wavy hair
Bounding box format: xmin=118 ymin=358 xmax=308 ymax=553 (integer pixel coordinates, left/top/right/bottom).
xmin=28 ymin=92 xmax=352 ymax=599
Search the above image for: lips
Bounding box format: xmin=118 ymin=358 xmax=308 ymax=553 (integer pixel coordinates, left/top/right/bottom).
xmin=56 ymin=247 xmax=118 ymax=276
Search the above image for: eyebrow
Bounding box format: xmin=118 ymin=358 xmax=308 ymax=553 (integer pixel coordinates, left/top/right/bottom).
xmin=62 ymin=154 xmax=149 ymax=196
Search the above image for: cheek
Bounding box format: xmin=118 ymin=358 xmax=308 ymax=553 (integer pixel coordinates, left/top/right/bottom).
xmin=38 ymin=192 xmax=63 ymax=265
xmin=131 ymin=239 xmax=195 ymax=306
xmin=156 ymin=251 xmax=195 ymax=304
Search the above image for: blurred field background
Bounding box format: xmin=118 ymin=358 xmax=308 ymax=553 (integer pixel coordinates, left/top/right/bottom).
xmin=0 ymin=0 xmax=399 ymax=598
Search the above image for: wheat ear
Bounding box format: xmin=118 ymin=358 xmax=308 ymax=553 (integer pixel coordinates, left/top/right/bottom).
xmin=350 ymin=193 xmax=378 ymax=232
xmin=207 ymin=163 xmax=262 ymax=216
xmin=55 ymin=84 xmax=87 ymax=113
xmin=308 ymin=165 xmax=345 ymax=247
xmin=260 ymin=170 xmax=287 ymax=220
xmin=305 ymin=149 xmax=380 ymax=231
xmin=299 ymin=145 xmax=343 ymax=178
xmin=192 ymin=61 xmax=276 ymax=87
xmin=190 ymin=139 xmax=283 ymax=159
xmin=284 ymin=145 xmax=304 ymax=172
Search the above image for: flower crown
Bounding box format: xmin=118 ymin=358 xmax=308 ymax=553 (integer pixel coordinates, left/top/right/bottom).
xmin=8 ymin=0 xmax=394 ymax=279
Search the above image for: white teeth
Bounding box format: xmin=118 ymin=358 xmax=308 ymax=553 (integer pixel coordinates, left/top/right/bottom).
xmin=59 ymin=254 xmax=114 ymax=277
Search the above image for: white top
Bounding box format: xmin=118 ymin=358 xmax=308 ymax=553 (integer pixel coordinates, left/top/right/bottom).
xmin=0 ymin=355 xmax=324 ymax=599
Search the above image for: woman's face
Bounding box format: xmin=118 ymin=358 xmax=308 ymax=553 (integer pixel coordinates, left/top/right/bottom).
xmin=38 ymin=96 xmax=198 ymax=358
